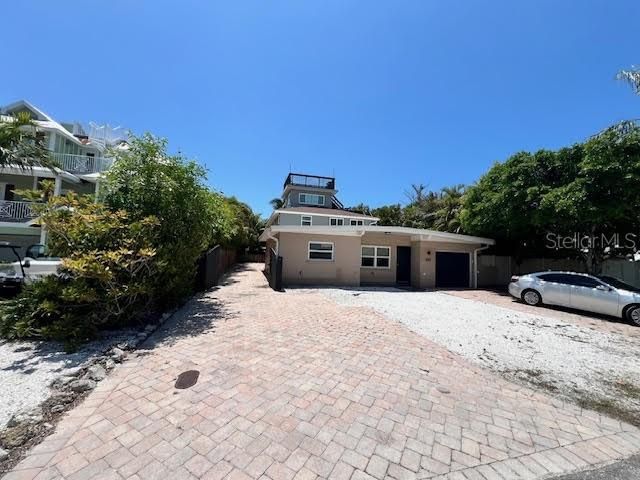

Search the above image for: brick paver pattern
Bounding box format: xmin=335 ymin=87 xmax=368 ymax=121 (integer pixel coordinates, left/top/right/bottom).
xmin=6 ymin=264 xmax=640 ymax=480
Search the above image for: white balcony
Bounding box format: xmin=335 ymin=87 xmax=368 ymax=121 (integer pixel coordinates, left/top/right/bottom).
xmin=51 ymin=152 xmax=114 ymax=174
xmin=0 ymin=201 xmax=39 ymax=222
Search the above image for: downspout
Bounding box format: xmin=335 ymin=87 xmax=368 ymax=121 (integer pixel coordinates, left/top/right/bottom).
xmin=472 ymin=244 xmax=491 ymax=288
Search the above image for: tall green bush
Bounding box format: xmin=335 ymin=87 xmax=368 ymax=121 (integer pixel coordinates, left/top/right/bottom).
xmin=0 ymin=133 xmax=265 ymax=345
xmin=102 ymin=134 xmax=216 ymax=304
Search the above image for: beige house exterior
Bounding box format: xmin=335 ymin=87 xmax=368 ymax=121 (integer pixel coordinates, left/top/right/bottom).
xmin=260 ymin=174 xmax=494 ymax=289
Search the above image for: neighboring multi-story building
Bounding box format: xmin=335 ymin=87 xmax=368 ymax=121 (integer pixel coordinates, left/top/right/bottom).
xmin=0 ymin=100 xmax=127 ymax=258
xmin=260 ymin=173 xmax=494 ymax=288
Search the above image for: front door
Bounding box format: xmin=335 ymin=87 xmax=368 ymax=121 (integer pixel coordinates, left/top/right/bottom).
xmin=396 ymin=246 xmax=411 ymax=285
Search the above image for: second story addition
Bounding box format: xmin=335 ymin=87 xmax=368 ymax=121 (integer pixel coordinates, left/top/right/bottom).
xmin=267 ymin=173 xmax=379 ymax=228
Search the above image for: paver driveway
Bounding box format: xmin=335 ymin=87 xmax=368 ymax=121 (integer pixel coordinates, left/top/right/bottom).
xmin=5 ymin=264 xmax=640 ymax=480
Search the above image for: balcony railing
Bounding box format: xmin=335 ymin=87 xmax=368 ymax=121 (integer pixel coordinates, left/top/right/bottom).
xmin=0 ymin=201 xmax=39 ymax=222
xmin=50 ymin=152 xmax=114 ymax=174
xmin=284 ymin=173 xmax=335 ymax=190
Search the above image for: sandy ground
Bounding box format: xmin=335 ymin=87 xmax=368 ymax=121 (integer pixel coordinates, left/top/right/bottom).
xmin=294 ymin=287 xmax=640 ymax=425
xmin=445 ymin=289 xmax=640 ymax=339
xmin=0 ymin=331 xmax=137 ymax=428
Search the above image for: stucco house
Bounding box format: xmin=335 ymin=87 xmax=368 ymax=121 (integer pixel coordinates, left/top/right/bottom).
xmin=259 ymin=173 xmax=495 ymax=289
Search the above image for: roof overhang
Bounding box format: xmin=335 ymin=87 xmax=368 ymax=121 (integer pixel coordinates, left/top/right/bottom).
xmin=77 ymin=172 xmax=102 ymax=183
xmin=1 ymin=100 xmax=90 ymax=148
xmin=260 ymin=225 xmax=495 ymax=245
xmin=1 ymin=100 xmax=53 ymax=122
xmin=0 ymin=165 xmax=81 ymax=184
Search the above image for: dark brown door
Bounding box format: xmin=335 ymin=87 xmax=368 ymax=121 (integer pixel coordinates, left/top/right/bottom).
xmin=396 ymin=246 xmax=411 ymax=285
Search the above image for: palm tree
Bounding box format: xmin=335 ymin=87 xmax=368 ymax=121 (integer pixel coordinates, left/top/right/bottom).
xmin=434 ymin=184 xmax=466 ymax=233
xmin=0 ymin=112 xmax=56 ymax=170
xmin=405 ymin=183 xmax=427 ymax=204
xmin=617 ymin=67 xmax=640 ymax=95
xmin=269 ymin=197 xmax=284 ymax=210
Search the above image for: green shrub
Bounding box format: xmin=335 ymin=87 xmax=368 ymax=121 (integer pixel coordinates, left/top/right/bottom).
xmin=0 ymin=277 xmax=99 ymax=348
xmin=0 ymin=194 xmax=160 ymax=347
xmin=0 ymin=133 xmax=265 ymax=346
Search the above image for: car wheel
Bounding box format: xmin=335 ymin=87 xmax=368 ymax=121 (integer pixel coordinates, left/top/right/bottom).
xmin=522 ymin=289 xmax=542 ymax=306
xmin=625 ymin=305 xmax=640 ymax=327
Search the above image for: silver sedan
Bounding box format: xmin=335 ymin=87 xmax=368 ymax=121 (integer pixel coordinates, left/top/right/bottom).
xmin=508 ymin=271 xmax=640 ymax=326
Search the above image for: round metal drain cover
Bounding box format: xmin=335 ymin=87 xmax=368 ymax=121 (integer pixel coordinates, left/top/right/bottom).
xmin=175 ymin=370 xmax=200 ymax=389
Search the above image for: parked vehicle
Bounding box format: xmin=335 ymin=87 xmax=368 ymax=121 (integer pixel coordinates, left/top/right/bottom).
xmin=508 ymin=271 xmax=640 ymax=326
xmin=0 ymin=243 xmax=61 ymax=292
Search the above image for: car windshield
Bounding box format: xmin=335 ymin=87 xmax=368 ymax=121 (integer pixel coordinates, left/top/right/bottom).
xmin=597 ymin=275 xmax=640 ymax=292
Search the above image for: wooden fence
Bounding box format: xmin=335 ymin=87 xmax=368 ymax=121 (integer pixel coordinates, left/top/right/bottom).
xmin=196 ymin=246 xmax=237 ymax=290
xmin=265 ymin=247 xmax=283 ymax=291
xmin=239 ymin=252 xmax=265 ymax=263
xmin=478 ymin=255 xmax=640 ymax=288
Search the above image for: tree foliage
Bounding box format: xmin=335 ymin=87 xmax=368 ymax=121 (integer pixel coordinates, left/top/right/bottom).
xmin=349 ymin=184 xmax=467 ymax=232
xmin=461 ymin=122 xmax=640 ymax=271
xmin=0 ymin=112 xmax=57 ymax=170
xmin=1 ymin=134 xmax=264 ymax=345
xmin=213 ymin=195 xmax=264 ymax=251
xmin=103 ymin=134 xmax=228 ymax=303
xmin=269 ymin=197 xmax=284 ymax=210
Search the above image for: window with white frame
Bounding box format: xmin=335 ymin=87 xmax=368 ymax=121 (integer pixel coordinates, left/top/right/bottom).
xmin=299 ymin=193 xmax=325 ymax=206
xmin=350 ymin=219 xmax=364 ymax=226
xmin=308 ymin=241 xmax=334 ymax=260
xmin=301 ymin=215 xmax=312 ymax=226
xmin=330 ymin=218 xmax=344 ymax=226
xmin=361 ymin=246 xmax=390 ymax=268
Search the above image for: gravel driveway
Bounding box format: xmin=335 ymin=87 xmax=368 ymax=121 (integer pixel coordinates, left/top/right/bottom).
xmin=305 ymin=287 xmax=640 ymax=425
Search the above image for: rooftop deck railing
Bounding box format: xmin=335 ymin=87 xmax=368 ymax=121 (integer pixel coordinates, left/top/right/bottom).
xmin=284 ymin=173 xmax=335 ymax=190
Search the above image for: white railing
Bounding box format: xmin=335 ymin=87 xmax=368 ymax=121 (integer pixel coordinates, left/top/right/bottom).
xmin=50 ymin=152 xmax=114 ymax=174
xmin=0 ymin=201 xmax=39 ymax=221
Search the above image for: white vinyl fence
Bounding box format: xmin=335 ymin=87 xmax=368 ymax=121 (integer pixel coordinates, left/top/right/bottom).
xmin=478 ymin=255 xmax=640 ymax=288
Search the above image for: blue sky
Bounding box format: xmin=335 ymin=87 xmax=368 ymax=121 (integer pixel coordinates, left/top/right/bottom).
xmin=1 ymin=1 xmax=638 ymax=216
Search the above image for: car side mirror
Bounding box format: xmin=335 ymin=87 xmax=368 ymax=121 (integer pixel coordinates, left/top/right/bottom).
xmin=22 ymin=259 xmax=31 ymax=268
xmin=595 ymin=285 xmax=609 ymax=291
